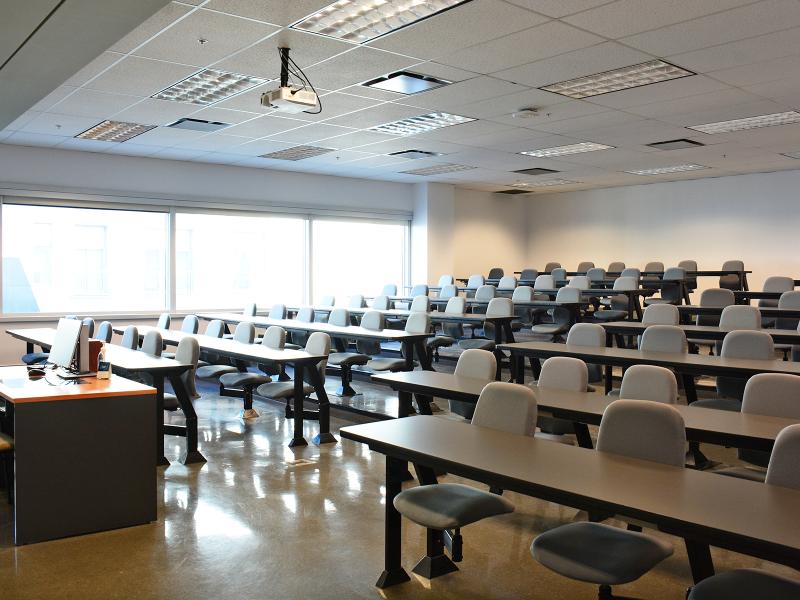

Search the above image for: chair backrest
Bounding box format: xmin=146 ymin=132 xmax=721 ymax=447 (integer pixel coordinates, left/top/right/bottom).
xmin=763 ymin=276 xmax=794 ymax=293
xmin=608 ymin=261 xmax=625 ymax=272
xmin=205 ymin=319 xmax=225 ymax=338
xmin=472 ymin=382 xmax=537 ymax=436
xmin=520 ymin=269 xmax=538 ymax=280
xmin=409 ymin=284 xmax=429 ymax=297
xmin=644 ymin=261 xmax=664 ymax=272
xmin=765 ymin=424 xmax=800 ymax=490
xmin=512 ymin=286 xmax=534 ymax=302
xmin=157 ymin=313 xmax=171 ymax=329
xmin=487 ymin=267 xmax=504 ymax=279
xmin=141 ymin=330 xmax=162 ymax=357
xmin=466 ymin=274 xmax=485 ymax=288
xmin=120 ymin=326 xmax=139 ymax=350
xmin=568 ymin=276 xmax=590 ymax=290
xmin=348 ymin=295 xmax=365 ymax=309
xmin=742 ymin=374 xmax=800 ymax=419
xmin=233 ymin=322 xmax=256 ymax=344
xmin=96 ymin=321 xmax=113 ymax=343
xmin=620 ymin=267 xmax=640 ymax=281
xmin=597 ymin=399 xmax=686 ymax=467
xmin=410 ymin=295 xmax=430 ymax=312
xmin=544 ymin=262 xmax=561 ymax=273
xmin=699 ymin=288 xmax=735 ymax=308
xmin=328 ymin=308 xmax=350 ymax=328
xmin=586 ymin=267 xmax=606 ymax=282
xmin=538 ymin=356 xmax=588 ymax=392
xmin=719 ymin=260 xmax=745 ymax=290
xmin=613 ymin=276 xmax=637 ymax=291
xmin=663 ymin=267 xmax=685 ymax=281
xmin=776 ymin=291 xmax=800 ymax=329
xmin=566 ymin=323 xmax=605 ymax=347
xmin=305 ymin=332 xmax=331 ymax=384
xmin=439 ymin=284 xmax=457 ymax=299
xmin=639 ymin=325 xmax=688 ymax=354
xmin=320 ymin=295 xmax=335 ymax=307
xmin=80 ymin=318 xmax=95 ymax=337
xmin=497 ymin=275 xmax=517 ymax=290
xmin=678 ymin=259 xmax=697 ymax=272
xmin=261 ymin=326 xmax=286 ymax=349
xmin=360 ymin=310 xmax=385 ymax=332
xmin=475 ymin=284 xmax=496 ymax=302
xmin=243 ymin=303 xmax=257 ymax=317
xmin=642 ymin=304 xmax=679 ymax=326
xmin=576 ymin=261 xmax=594 ymax=273
xmin=372 ymin=295 xmax=390 ymax=310
xmin=550 ymin=268 xmax=567 ymax=281
xmin=619 ymin=365 xmax=678 ymax=404
xmin=175 ymin=335 xmax=199 ymax=367
xmin=555 ymin=286 xmax=580 ymax=303
xmin=268 ymin=303 xmax=286 ymax=319
xmin=720 ymin=330 xmax=774 ymax=359
xmin=405 ymin=312 xmax=430 ymax=334
xmin=438 ymin=274 xmax=454 ymax=287
xmin=381 ymin=284 xmax=397 ymax=296
xmin=181 ymin=315 xmax=199 ymax=334
xmin=296 ymin=307 xmax=314 ymax=322
xmin=534 ymin=274 xmax=554 ymax=290
xmin=454 ymin=348 xmax=497 ymax=380
xmin=721 ymin=260 xmax=744 ymax=271
xmin=719 ymin=305 xmax=761 ymax=330
xmin=486 ymin=297 xmax=513 ymax=318
xmin=445 ymin=296 xmax=466 ymax=313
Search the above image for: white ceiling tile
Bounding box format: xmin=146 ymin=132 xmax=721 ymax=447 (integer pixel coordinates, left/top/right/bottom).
xmin=4 ymin=131 xmax=70 ymax=148
xmin=224 ymin=138 xmax=293 ymax=155
xmin=21 ymin=113 xmax=103 ymax=136
xmin=56 ymin=138 xmax=119 ymax=153
xmin=84 ymin=56 xmax=197 ymax=97
xmin=303 ymin=48 xmax=419 ymax=91
xmin=109 ymin=3 xmax=194 ymax=53
xmin=621 ymin=0 xmax=800 ymax=57
xmin=446 ymin=88 xmax=568 ymax=120
xmin=625 ymin=88 xmax=767 ymax=119
xmin=742 ymin=78 xmax=800 ymax=103
xmin=354 ymin=138 xmax=471 ymax=155
xmin=411 ymin=119 xmax=518 ymax=143
xmin=3 ymin=110 xmax=42 ymax=131
xmin=316 ymin=130 xmax=397 ymax=149
xmin=336 ymin=84 xmax=405 ymax=101
xmin=172 ymin=133 xmax=254 ymax=151
xmin=396 ymin=77 xmax=528 ymax=111
xmin=203 ymin=0 xmax=333 ymax=26
xmin=222 ymin=114 xmax=308 ymax=137
xmin=451 ymin=124 xmax=554 ymax=149
xmin=297 ymin=149 xmax=377 ymax=166
xmin=132 ymin=9 xmax=280 ymax=68
xmin=104 ymin=143 xmax=164 ymax=157
xmin=126 ymin=126 xmax=207 ymax=146
xmin=210 ymin=83 xmax=274 ymax=113
xmin=583 ymin=75 xmax=731 ymax=109
xmin=503 ymin=0 xmax=617 ymax=18
xmin=409 ymin=62 xmax=480 ymax=83
xmin=501 ymin=132 xmax=596 ymax=153
xmin=442 ymin=147 xmax=551 ymax=170
xmin=183 ymin=105 xmax=261 ymax=124
xmin=44 ymin=89 xmax=142 ymax=119
xmin=322 ymin=103 xmax=425 ymax=129
xmin=267 ymin=123 xmax=355 ymax=144
xmin=112 ymin=98 xmax=205 ymax=126
xmin=483 ymin=99 xmax=610 ymax=128
xmin=577 ymin=119 xmax=694 ymax=147
xmin=526 ymin=110 xmax=640 ymax=135
xmin=438 ymin=22 xmax=604 ymax=74
xmin=30 ymin=86 xmax=77 ymax=112
xmin=494 ymin=42 xmax=652 ymax=88
xmin=301 ymin=93 xmax=382 ymax=122
xmin=563 ymin=0 xmax=756 ymax=39
xmin=708 ymin=54 xmax=800 ymax=87
xmin=63 ymin=52 xmax=125 ymax=87
xmin=369 ymin=0 xmax=549 ymax=59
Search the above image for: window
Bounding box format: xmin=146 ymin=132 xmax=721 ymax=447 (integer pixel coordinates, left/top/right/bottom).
xmin=2 ymin=204 xmax=168 ymax=313
xmin=175 ymin=212 xmax=305 ymax=310
xmin=311 ymin=219 xmax=407 ymax=303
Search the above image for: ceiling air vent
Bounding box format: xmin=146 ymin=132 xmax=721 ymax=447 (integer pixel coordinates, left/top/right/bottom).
xmin=363 ymin=71 xmax=452 ymax=94
xmin=514 ymin=167 xmax=560 ymax=176
xmin=646 ymin=138 xmax=704 ymax=150
xmin=168 ymin=118 xmax=230 ymax=132
xmin=388 ymin=150 xmax=444 ymax=159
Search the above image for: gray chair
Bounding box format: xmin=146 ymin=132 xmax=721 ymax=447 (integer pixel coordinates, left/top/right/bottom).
xmin=620 ymin=267 xmax=640 ymax=281
xmin=120 ymin=326 xmax=139 ymax=350
xmin=458 ymin=298 xmax=513 ymax=353
xmin=593 ymin=276 xmax=637 ymax=321
xmin=243 ymin=303 xmax=257 ymax=317
xmin=163 ymin=337 xmax=201 ymax=408
xmin=520 ymin=269 xmax=538 ymax=281
xmin=544 ymin=262 xmax=561 ymax=273
xmin=678 ymin=259 xmax=698 ymax=291
xmin=536 ymin=356 xmax=588 ymax=437
xmin=269 ymin=303 xmax=288 ymax=319
xmin=642 ymin=261 xmax=664 ymax=283
xmin=760 ymin=276 xmax=794 ymax=326
xmin=392 ymin=381 xmax=526 ymax=579
xmin=409 ymin=284 xmax=429 ymax=297
xmin=410 ymin=295 xmax=430 ymax=312
xmin=641 ymin=304 xmax=679 ymax=326
xmin=576 ymin=261 xmax=594 ymax=273
xmin=533 ymin=274 xmax=555 ymax=294
xmin=644 ymin=267 xmax=686 ymax=306
xmin=607 ymin=261 xmax=625 ymax=274
xmin=639 ymin=325 xmax=688 ymax=354
xmin=163 ymin=315 xmax=200 ymax=359
xmin=368 ymin=313 xmax=430 ymax=373
xmin=776 ymin=290 xmax=800 ymax=330
xmin=381 ymin=284 xmax=397 ymax=296
xmin=428 ymin=297 xmax=465 ymax=362
xmin=487 ymin=267 xmax=504 ymax=279
xmin=688 ymin=568 xmax=800 ymax=600
xmin=497 ymin=275 xmax=517 ymax=291
xmin=550 ymin=268 xmax=567 ymax=283
xmin=448 ymin=349 xmax=496 ymax=419
xmin=329 ymin=309 xmax=384 ymax=396
xmin=372 ymin=295 xmax=390 ymax=310
xmin=437 ymin=275 xmax=454 ymax=287
xmin=315 ymin=296 xmax=335 ymax=323
xmin=531 ymin=287 xmax=580 ymax=341
xmin=568 ymin=276 xmax=590 ymax=290
xmin=219 ymin=326 xmax=287 ymax=418
xmin=465 ymin=274 xmax=485 ymax=289
xmin=140 ymin=330 xmax=162 ymax=357
xmin=586 ymin=268 xmax=606 ymax=286
xmin=438 ymin=284 xmax=457 ymax=300
xmin=713 ymin=304 xmax=761 ymax=355
xmin=531 ymin=400 xmax=683 ymax=600
xmin=205 ymin=319 xmax=225 ymax=337
xmin=718 ymin=260 xmax=745 ymax=291
xmin=566 ymin=323 xmax=606 ymax=386
xmin=157 ymin=313 xmax=171 ymax=329
xmin=81 ymin=318 xmax=95 ymax=338
xmin=474 ymin=284 xmax=496 ymax=305
xmin=689 ymin=288 xmax=735 ymax=354
xmin=196 ymin=322 xmax=255 ymax=380
xmin=511 ymin=285 xmax=535 ymax=326
xmin=619 ymin=365 xmax=678 ymax=404
xmin=95 ymin=321 xmax=113 ymax=343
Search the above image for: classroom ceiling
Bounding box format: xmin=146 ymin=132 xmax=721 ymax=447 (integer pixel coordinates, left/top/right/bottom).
xmin=2 ymin=0 xmax=800 ymax=193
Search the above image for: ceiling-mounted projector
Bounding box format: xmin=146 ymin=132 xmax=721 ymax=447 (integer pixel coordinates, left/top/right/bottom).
xmin=260 ymin=47 xmax=321 ymax=115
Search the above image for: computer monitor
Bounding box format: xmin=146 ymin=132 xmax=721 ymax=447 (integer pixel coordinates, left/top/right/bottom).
xmin=48 ymin=318 xmax=83 ymax=371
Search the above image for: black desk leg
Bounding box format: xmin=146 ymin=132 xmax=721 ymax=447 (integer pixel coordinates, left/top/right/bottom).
xmin=376 ymin=456 xmax=411 ymax=589
xmin=307 ymin=364 xmax=337 ymax=445
xmin=26 ymin=341 xmax=34 ymax=354
xmin=168 ymin=373 xmax=206 ymax=465
xmin=604 ymin=365 xmax=613 ymax=394
xmin=682 ymin=373 xmax=698 ymax=404
xmin=573 ymin=422 xmax=593 ymax=449
xmin=634 ymin=295 xmax=644 ymax=321
xmin=413 ymin=393 xmax=434 ymax=415
xmin=529 ymin=355 xmax=542 ymax=381
xmin=154 ymin=376 xmax=169 ymax=467
xmin=397 ymin=390 xmax=413 ymax=418
xmin=402 ymin=341 xmax=414 ymax=371
xmin=289 ymin=364 xmax=308 ymax=447
xmin=684 ymin=538 xmax=715 ymax=584
xmin=415 ymin=340 xmax=434 ymax=371
xmin=502 ymin=322 xmax=516 ymax=344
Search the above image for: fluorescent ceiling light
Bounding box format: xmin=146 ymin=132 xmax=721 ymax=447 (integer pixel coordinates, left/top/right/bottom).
xmin=781 ymin=151 xmax=800 ymax=159
xmin=540 ymin=60 xmax=694 ymax=99
xmin=153 ymin=69 xmax=267 ymax=105
xmin=292 ymin=0 xmax=472 ymax=43
xmin=75 ymin=120 xmax=156 ymax=142
xmin=625 ymin=164 xmax=708 ymax=176
xmin=519 ymin=142 xmax=613 ymax=158
xmin=687 ymin=111 xmax=800 ymax=134
xmin=260 ymin=145 xmax=334 ymax=161
xmin=370 ymin=112 xmax=475 ymax=136
xmin=363 ymin=71 xmax=451 ymax=94
xmin=401 ymin=163 xmax=475 ymax=175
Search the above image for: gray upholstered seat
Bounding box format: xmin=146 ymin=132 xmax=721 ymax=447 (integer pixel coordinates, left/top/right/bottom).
xmin=586 ymin=267 xmax=606 ymax=285
xmin=567 ymin=275 xmax=590 ymax=290
xmin=256 ymin=332 xmax=330 ymax=410
xmin=639 ymin=325 xmax=688 ymax=354
xmin=593 ymin=276 xmax=637 ymax=321
xmin=285 ymin=306 xmax=314 ymax=349
xmin=641 ymin=304 xmax=679 ymax=326
xmin=368 ymin=312 xmax=430 ymax=372
xmin=550 ymin=268 xmax=567 ymax=282
xmin=497 ymin=275 xmax=517 ymax=291
xmin=511 ymin=285 xmax=535 ymax=326
xmin=381 ymin=283 xmax=397 ymax=297
xmin=409 ymin=284 xmax=429 ymax=297
xmin=427 ymin=297 xmax=465 ymax=360
xmin=196 ymin=322 xmax=255 ymax=379
xmin=619 ymin=365 xmax=678 ymax=404
xmin=447 ymin=349 xmax=496 ymax=418
xmin=437 ymin=274 xmax=455 ymax=287
xmin=438 ymin=284 xmax=458 ymax=300
xmin=520 ymin=268 xmax=538 ymax=280
xmin=95 ymin=321 xmax=113 ymax=343
xmin=544 ymin=262 xmax=561 ymax=273
xmin=163 ymin=336 xmax=200 ymax=409
xmin=642 ymin=261 xmax=664 ymax=283
xmin=329 ymin=310 xmax=383 ymax=396
xmin=163 ymin=315 xmax=199 ymax=358
xmin=371 ymin=294 xmax=390 ymax=310
xmin=718 ymin=260 xmax=745 ymax=290
xmin=120 ymin=325 xmax=139 ymax=350
xmin=394 ymin=483 xmax=514 ymax=531
xmin=607 ymin=261 xmax=625 ymax=273
xmin=140 ymin=330 xmax=162 ymax=357
xmin=458 ymin=298 xmax=513 ymax=353
xmin=688 ymin=288 xmax=735 ymax=352
xmin=531 ymin=287 xmax=580 ymax=341
xmin=536 ymin=356 xmax=588 ymax=437
xmin=157 ymin=313 xmax=171 ymax=329
xmin=688 ymin=568 xmax=800 ymax=600
xmin=759 ymin=277 xmax=794 ymax=328
xmin=566 ymin=323 xmax=605 ymax=386
xmin=487 ymin=267 xmax=504 ymax=280
xmin=644 ymin=267 xmax=686 ymax=306
xmin=576 ymin=261 xmax=594 ymax=273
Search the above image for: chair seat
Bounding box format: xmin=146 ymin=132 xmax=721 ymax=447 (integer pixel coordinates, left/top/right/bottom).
xmin=691 ymin=398 xmax=742 ymax=412
xmin=367 ymin=357 xmax=410 ymax=372
xmin=21 ymin=352 xmax=49 ymax=365
xmin=688 ymin=568 xmax=800 ymax=600
xmin=592 ymin=310 xmax=628 ymax=321
xmin=196 ymin=364 xmax=238 ymax=379
xmin=531 ymin=521 xmax=673 ymax=585
xmin=714 ymin=466 xmax=767 ymax=483
xmin=531 ymin=324 xmax=568 ymax=335
xmin=163 ymin=393 xmax=180 ymax=411
xmin=0 ymin=432 xmax=13 ymax=452
xmin=643 ymin=298 xmax=677 ymax=306
xmin=284 ymin=343 xmax=302 ymax=350
xmin=256 ymin=380 xmax=314 ymax=400
xmin=427 ymin=336 xmax=456 ymax=349
xmin=458 ymin=339 xmax=495 ymax=351
xmin=219 ymin=371 xmax=273 ymax=388
xmin=162 ymin=351 xmax=176 ymax=360
xmin=394 ymin=483 xmax=514 ymax=530
xmin=328 ymin=352 xmax=370 ymax=367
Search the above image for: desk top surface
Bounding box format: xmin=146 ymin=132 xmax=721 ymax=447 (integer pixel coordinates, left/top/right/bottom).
xmin=678 ymin=305 xmax=800 ymax=316
xmin=286 ymin=305 xmax=518 ymax=321
xmin=0 ymin=366 xmax=154 ymax=404
xmin=598 ymin=321 xmax=800 ymax=341
xmin=340 ymin=416 xmax=800 ymax=555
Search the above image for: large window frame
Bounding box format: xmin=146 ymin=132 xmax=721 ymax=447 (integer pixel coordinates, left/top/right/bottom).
xmin=0 ymin=194 xmax=411 ymax=319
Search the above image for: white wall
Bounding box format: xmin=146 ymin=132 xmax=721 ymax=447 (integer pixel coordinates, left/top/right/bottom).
xmin=526 ymin=169 xmax=800 ymax=293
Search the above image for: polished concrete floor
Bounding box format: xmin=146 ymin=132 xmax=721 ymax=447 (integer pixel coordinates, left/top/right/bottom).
xmin=1 ymin=352 xmax=798 ymax=599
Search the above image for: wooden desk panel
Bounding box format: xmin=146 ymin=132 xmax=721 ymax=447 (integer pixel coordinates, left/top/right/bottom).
xmin=0 ymin=366 xmax=154 ymax=403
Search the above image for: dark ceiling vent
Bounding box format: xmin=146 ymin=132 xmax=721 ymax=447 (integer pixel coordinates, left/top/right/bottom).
xmin=168 ymin=118 xmax=230 ymax=132
xmin=388 ymin=149 xmax=443 ymax=159
xmin=496 ymin=188 xmax=533 ymax=194
xmin=646 ymin=138 xmax=705 ymax=150
xmin=514 ymin=167 xmax=560 ymax=175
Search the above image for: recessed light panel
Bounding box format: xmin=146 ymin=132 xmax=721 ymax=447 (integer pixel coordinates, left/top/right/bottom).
xmin=388 ymin=150 xmax=444 ymax=159
xmin=75 ymin=120 xmax=156 ymax=142
xmin=646 ymin=138 xmax=705 ymax=150
xmin=260 ymin=145 xmax=334 ymax=161
xmin=687 ymin=111 xmax=800 ymax=134
xmin=401 ymin=163 xmax=476 ymax=175
xmin=168 ymin=118 xmax=230 ymax=132
xmin=370 ymin=112 xmax=475 ymax=136
xmin=292 ymin=0 xmax=472 ymax=43
xmin=625 ymin=164 xmax=708 ymax=176
xmin=514 ymin=167 xmax=560 ymax=175
xmin=153 ymin=69 xmax=267 ymax=105
xmin=519 ymin=142 xmax=614 ymax=158
xmin=363 ymin=71 xmax=452 ymax=94
xmin=539 ymin=60 xmax=694 ymax=99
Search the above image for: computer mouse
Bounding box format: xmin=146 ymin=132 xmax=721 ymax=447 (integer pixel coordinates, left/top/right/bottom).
xmin=27 ymin=368 xmax=46 ymax=378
